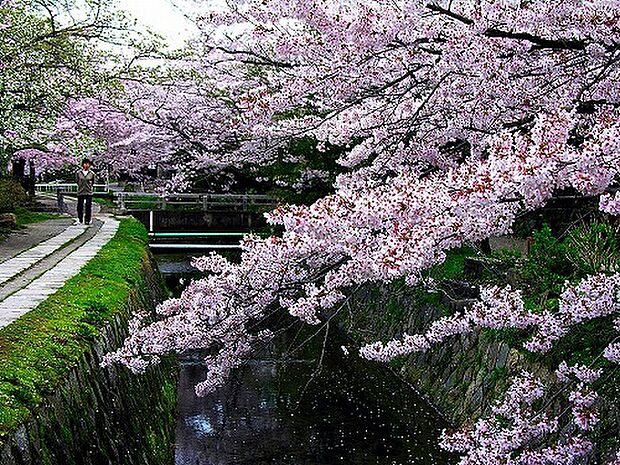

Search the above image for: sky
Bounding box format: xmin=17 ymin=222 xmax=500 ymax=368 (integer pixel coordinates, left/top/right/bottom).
xmin=116 ymin=0 xmax=200 ymax=48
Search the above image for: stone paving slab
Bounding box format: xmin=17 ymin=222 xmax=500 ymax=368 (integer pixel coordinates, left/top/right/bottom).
xmin=0 ymin=216 xmax=120 ymax=329
xmin=0 ymin=218 xmax=74 ymax=263
xmin=0 ymin=221 xmax=103 ymax=301
xmin=0 ymin=222 xmax=88 ymax=285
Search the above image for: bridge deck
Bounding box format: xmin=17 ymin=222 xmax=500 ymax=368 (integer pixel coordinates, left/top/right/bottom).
xmin=149 ymin=232 xmax=247 ymax=237
xmin=149 ymin=244 xmax=242 ymax=250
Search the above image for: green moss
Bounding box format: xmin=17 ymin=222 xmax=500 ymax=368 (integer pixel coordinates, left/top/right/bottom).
xmin=487 ymin=366 xmax=508 ymax=383
xmin=482 ymin=327 xmax=527 ymax=348
xmin=0 ymin=217 xmax=149 ymax=436
xmin=91 ymin=196 xmax=116 ymax=208
xmin=384 ymin=295 xmax=406 ymax=323
xmin=39 ymin=445 xmax=53 ymax=465
xmin=60 ymin=424 xmax=73 ymax=444
xmin=387 ymin=356 xmax=407 ymax=371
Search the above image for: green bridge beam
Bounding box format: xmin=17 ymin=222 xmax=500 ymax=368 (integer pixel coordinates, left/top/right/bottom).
xmin=148 ymin=232 xmax=269 ymax=237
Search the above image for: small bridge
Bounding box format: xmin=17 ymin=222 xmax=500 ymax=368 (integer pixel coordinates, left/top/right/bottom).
xmin=116 ymin=192 xmax=275 ymax=212
xmin=35 ymin=186 xmax=278 ymax=251
xmin=116 ymin=192 xmax=278 ymax=251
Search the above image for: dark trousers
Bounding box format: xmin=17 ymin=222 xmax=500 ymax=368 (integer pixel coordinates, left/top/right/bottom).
xmin=77 ymin=195 xmax=92 ymax=223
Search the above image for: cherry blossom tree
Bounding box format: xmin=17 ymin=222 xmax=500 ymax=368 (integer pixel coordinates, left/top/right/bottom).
xmin=0 ymin=0 xmax=163 ymax=174
xmin=105 ymin=1 xmax=620 ymax=463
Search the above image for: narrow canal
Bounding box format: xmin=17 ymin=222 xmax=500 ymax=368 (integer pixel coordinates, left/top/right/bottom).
xmin=155 ymin=254 xmax=453 ymax=465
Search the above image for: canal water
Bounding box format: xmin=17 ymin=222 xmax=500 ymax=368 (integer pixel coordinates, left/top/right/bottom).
xmin=155 ymin=254 xmax=454 ymax=465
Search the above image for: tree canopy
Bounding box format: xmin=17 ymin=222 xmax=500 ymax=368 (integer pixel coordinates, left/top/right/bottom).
xmin=8 ymin=0 xmax=620 ymax=463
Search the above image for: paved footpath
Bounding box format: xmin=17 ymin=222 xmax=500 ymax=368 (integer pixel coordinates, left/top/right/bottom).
xmin=0 ymin=214 xmax=119 ymax=329
xmin=0 ymin=218 xmax=74 ymax=263
xmin=0 ymin=222 xmax=88 ymax=285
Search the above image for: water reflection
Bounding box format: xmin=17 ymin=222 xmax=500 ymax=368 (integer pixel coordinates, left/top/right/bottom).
xmin=155 ymin=253 xmax=204 ymax=297
xmin=155 ymin=253 xmax=199 ymax=275
xmin=175 ymin=344 xmax=453 ymax=465
xmin=155 ymin=254 xmax=453 ymax=465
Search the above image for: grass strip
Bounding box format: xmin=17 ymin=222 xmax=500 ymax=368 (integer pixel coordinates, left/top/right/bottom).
xmin=0 ymin=217 xmax=150 ymax=437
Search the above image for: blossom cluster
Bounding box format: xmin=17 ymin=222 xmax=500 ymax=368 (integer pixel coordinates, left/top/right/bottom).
xmin=104 ymin=1 xmax=620 ymax=463
xmin=439 ymin=371 xmax=593 ymax=465
xmin=361 ymin=274 xmax=620 ymax=363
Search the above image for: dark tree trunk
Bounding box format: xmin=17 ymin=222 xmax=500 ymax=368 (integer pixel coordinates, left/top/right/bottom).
xmin=27 ymin=159 xmax=35 ymax=197
xmin=11 ymin=158 xmax=25 ymax=179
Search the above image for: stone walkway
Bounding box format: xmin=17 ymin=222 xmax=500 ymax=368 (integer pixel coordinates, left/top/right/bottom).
xmin=0 ymin=222 xmax=88 ymax=285
xmin=0 ymin=214 xmax=119 ymax=329
xmin=0 ymin=221 xmax=104 ymax=301
xmin=0 ymin=218 xmax=74 ymax=263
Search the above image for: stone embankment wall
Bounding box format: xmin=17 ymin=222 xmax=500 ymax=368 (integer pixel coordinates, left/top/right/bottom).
xmin=344 ymin=285 xmax=552 ymax=425
xmin=1 ymin=255 xmax=177 ymax=465
xmin=345 ymin=284 xmax=620 ymax=462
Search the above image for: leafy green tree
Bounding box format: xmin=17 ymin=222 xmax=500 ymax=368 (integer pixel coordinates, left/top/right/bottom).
xmin=0 ymin=0 xmax=138 ymax=173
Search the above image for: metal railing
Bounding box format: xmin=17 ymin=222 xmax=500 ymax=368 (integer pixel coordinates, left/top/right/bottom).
xmin=116 ymin=192 xmax=277 ymax=212
xmin=149 ymin=244 xmax=242 ymax=250
xmin=44 ymin=188 xmax=109 ymax=213
xmin=35 ymin=182 xmax=109 ymax=194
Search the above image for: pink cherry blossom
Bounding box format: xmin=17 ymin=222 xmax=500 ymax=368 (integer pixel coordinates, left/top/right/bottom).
xmin=103 ymin=2 xmax=620 ymax=463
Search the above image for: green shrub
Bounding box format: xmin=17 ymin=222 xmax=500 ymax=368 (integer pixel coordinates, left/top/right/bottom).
xmin=523 ymin=225 xmax=572 ymax=295
xmin=13 ymin=207 xmax=61 ymax=226
xmin=430 ymin=246 xmax=476 ymax=281
xmin=489 ymin=248 xmax=522 ymax=267
xmin=564 ymin=220 xmax=620 ymax=275
xmin=0 ymin=178 xmax=28 ymax=213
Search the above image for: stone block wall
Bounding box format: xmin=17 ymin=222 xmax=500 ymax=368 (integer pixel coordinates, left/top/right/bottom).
xmin=344 ymin=285 xmax=552 ymax=425
xmin=0 ymin=256 xmax=178 ymax=465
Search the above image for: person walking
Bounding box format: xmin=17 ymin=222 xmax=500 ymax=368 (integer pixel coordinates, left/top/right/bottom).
xmin=76 ymin=158 xmax=95 ymax=225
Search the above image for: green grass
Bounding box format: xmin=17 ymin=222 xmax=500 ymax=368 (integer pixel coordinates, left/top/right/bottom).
xmin=430 ymin=246 xmax=476 ymax=281
xmin=13 ymin=207 xmax=62 ymax=226
xmin=62 ymin=195 xmax=116 ymax=209
xmin=0 ymin=217 xmax=150 ymax=437
xmin=92 ymin=196 xmax=116 ymax=208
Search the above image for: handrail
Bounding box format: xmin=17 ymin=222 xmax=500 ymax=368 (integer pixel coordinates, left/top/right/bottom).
xmin=35 ymin=183 xmax=109 ymax=193
xmin=149 ymin=232 xmax=248 ymax=237
xmin=116 ymin=192 xmax=276 ymax=211
xmin=149 ymin=244 xmax=242 ymax=250
xmin=116 ymin=192 xmax=273 ymax=199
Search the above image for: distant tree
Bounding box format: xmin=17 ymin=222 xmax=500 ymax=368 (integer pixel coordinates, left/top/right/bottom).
xmin=0 ymin=0 xmax=148 ymax=173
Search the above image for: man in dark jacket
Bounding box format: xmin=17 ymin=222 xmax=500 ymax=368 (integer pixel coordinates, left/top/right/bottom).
xmin=76 ymin=158 xmax=95 ymax=224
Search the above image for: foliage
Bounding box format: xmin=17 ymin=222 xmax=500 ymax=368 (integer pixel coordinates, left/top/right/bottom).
xmin=430 ymin=247 xmax=476 ymax=282
xmin=565 ymin=221 xmax=620 ymax=276
xmin=0 ymin=218 xmax=151 ymax=436
xmin=0 ymin=0 xmax=161 ymax=174
xmin=523 ymin=224 xmax=573 ymax=297
xmin=250 ymin=137 xmax=346 ymax=205
xmin=0 ymin=178 xmax=28 ymax=213
xmin=91 ymin=196 xmax=116 ymax=208
xmin=483 ymin=221 xmax=620 ymax=309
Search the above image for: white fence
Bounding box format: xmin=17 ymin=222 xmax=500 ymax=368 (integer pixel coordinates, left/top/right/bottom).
xmin=35 ymin=182 xmax=109 ymax=194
